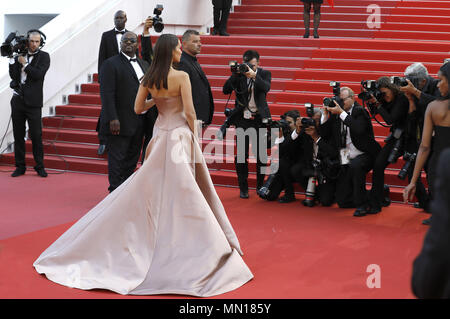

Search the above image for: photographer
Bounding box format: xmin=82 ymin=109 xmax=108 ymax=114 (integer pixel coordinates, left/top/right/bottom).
xmin=288 ymin=108 xmax=340 ymax=206
xmin=272 ymin=110 xmax=302 ymax=203
xmin=9 ymin=30 xmax=50 ymax=178
xmin=321 ymin=87 xmax=381 ymax=217
xmin=401 ymin=63 xmax=441 ymax=211
xmin=222 ymin=50 xmax=272 ymax=198
xmin=367 ymin=77 xmax=409 ymax=214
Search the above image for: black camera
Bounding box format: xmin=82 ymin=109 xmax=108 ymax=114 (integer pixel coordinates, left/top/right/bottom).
xmin=398 ymin=152 xmax=416 ymax=180
xmin=323 ymin=96 xmax=343 ymax=108
xmin=151 ymin=4 xmax=164 ymax=33
xmin=387 ymin=128 xmax=404 ymax=164
xmin=358 ymin=80 xmax=384 ymax=101
xmin=391 ymin=76 xmax=408 ymax=87
xmin=1 ymin=32 xmax=28 ymax=57
xmin=301 ymin=117 xmax=316 ymax=128
xmin=305 ymin=103 xmax=314 ymax=117
xmin=229 ymin=61 xmax=254 ymax=74
xmin=323 ymin=82 xmax=343 ymax=108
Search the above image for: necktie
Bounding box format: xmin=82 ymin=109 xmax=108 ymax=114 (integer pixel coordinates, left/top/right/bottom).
xmin=129 ymin=58 xmax=137 ymax=62
xmin=115 ymin=30 xmax=125 ymax=35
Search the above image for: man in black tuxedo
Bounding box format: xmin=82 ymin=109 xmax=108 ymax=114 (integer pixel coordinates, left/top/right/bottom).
xmin=9 ymin=31 xmax=50 ymax=178
xmin=212 ymin=0 xmax=232 ymax=36
xmin=223 ymin=50 xmax=272 ymax=198
xmin=321 ymin=87 xmax=381 ymax=216
xmin=96 ymin=10 xmax=154 ymax=155
xmin=99 ymin=32 xmax=150 ymax=192
xmin=286 ymin=108 xmax=340 ymax=206
xmin=177 ymin=30 xmax=214 ymax=127
xmin=412 ymin=148 xmax=450 ymax=298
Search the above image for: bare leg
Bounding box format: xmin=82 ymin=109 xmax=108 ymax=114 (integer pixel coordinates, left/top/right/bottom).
xmin=303 ymin=2 xmax=311 ymax=38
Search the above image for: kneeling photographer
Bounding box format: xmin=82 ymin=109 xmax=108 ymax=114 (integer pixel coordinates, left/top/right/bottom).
xmin=258 ymin=110 xmax=301 ymax=202
xmin=364 ymin=77 xmax=409 ymax=214
xmin=222 ymin=50 xmax=272 ymax=199
xmin=289 ymin=107 xmax=340 ymax=207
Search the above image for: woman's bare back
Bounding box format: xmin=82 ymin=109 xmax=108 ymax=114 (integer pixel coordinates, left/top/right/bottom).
xmin=430 ymin=99 xmax=450 ymax=127
xmin=147 ymin=69 xmax=185 ymax=98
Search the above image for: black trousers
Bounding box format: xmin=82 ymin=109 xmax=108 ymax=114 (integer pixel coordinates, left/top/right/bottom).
xmin=234 ymin=117 xmax=267 ymax=192
xmin=10 ymin=95 xmax=44 ymax=170
xmin=290 ymin=160 xmax=336 ymax=206
xmin=213 ymin=0 xmax=232 ymax=33
xmin=106 ymin=129 xmax=143 ymax=192
xmin=369 ymin=139 xmax=396 ymax=209
xmin=335 ymin=153 xmax=373 ymax=208
xmin=96 ymin=117 xmax=108 ymax=145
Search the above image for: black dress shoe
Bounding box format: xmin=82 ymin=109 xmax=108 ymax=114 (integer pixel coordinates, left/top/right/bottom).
xmin=313 ymin=31 xmax=319 ymax=38
xmin=279 ymin=195 xmax=295 ymax=203
xmin=240 ymin=191 xmax=249 ymax=199
xmin=367 ymin=206 xmax=381 ymax=214
xmin=303 ymin=31 xmax=310 ymax=38
xmin=97 ymin=144 xmax=106 ymax=155
xmin=381 ymin=198 xmax=391 ymax=207
xmin=35 ymin=167 xmax=48 ymax=177
xmin=211 ymin=28 xmax=218 ymax=35
xmin=11 ymin=168 xmax=26 ymax=177
xmin=353 ymin=207 xmax=367 ymax=217
xmin=219 ymin=31 xmax=230 ymax=36
xmin=422 ymin=217 xmax=432 ymax=225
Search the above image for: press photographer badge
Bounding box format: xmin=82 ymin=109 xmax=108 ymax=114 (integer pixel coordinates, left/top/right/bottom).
xmin=243 ymin=109 xmax=252 ymax=119
xmin=340 ymin=148 xmax=350 ymax=165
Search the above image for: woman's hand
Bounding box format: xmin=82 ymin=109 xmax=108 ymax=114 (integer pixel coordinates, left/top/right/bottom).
xmin=403 ymin=183 xmax=417 ymax=203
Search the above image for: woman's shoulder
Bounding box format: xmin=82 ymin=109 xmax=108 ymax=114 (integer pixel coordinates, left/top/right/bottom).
xmin=170 ymin=69 xmax=189 ymax=78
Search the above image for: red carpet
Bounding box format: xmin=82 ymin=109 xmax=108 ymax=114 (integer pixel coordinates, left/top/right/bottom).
xmin=0 ymin=170 xmax=428 ymax=299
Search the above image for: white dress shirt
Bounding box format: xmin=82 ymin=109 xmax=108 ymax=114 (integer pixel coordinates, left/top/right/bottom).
xmin=121 ymin=52 xmax=144 ymax=81
xmin=9 ymin=51 xmax=36 ymax=95
xmin=339 ymin=105 xmax=364 ymax=160
xmin=115 ymin=28 xmax=125 ymax=52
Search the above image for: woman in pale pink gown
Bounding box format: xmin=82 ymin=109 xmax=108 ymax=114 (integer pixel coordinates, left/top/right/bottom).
xmin=33 ymin=34 xmax=253 ymax=297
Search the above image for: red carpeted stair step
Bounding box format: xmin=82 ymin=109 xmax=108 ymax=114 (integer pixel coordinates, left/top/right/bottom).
xmin=0 ymin=152 xmax=108 ymax=174
xmin=42 ymin=127 xmax=99 ymax=144
xmin=68 ymin=93 xmax=101 ymax=105
xmin=43 ymin=116 xmax=98 ymax=131
xmin=56 ymin=104 xmax=100 ymax=117
xmin=26 ymin=140 xmax=106 ymax=159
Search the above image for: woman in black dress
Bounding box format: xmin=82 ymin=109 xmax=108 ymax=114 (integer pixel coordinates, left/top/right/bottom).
xmin=404 ymin=62 xmax=450 ymax=225
xmin=301 ymin=0 xmax=323 ymax=38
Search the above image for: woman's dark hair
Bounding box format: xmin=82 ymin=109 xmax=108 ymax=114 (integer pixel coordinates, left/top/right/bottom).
xmin=377 ymin=76 xmax=401 ymax=98
xmin=437 ymin=62 xmax=450 ymax=101
xmin=142 ymin=34 xmax=179 ymax=90
xmin=283 ymin=110 xmax=300 ymax=121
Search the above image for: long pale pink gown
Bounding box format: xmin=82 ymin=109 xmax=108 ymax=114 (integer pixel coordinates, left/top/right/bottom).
xmin=33 ymin=96 xmax=253 ymax=296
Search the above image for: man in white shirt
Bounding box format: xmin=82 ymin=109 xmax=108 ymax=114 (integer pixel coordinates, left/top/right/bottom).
xmin=321 ymin=87 xmax=381 ymax=216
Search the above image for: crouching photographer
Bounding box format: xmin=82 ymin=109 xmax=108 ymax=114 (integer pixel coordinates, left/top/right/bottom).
xmin=291 ymin=107 xmax=340 ymax=207
xmin=363 ymin=77 xmax=409 ymax=214
xmin=257 ymin=110 xmax=301 ymax=201
xmin=222 ymin=50 xmax=272 ymax=198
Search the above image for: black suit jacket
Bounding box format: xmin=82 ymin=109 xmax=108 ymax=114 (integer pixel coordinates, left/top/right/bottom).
xmin=99 ymin=54 xmax=150 ymax=136
xmin=98 ymin=29 xmax=153 ymax=74
xmin=177 ymin=51 xmax=214 ymax=124
xmin=9 ymin=50 xmax=50 ymax=108
xmin=320 ymin=103 xmax=381 ymax=159
xmin=412 ymin=148 xmax=450 ymax=298
xmin=223 ymin=68 xmax=272 ymax=121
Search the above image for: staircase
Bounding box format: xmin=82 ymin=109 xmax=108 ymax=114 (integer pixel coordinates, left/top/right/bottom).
xmin=1 ymin=0 xmax=449 ymax=202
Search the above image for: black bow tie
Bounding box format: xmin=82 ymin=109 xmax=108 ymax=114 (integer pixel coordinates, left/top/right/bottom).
xmin=115 ymin=30 xmax=125 ymax=34
xmin=129 ymin=58 xmax=137 ymax=62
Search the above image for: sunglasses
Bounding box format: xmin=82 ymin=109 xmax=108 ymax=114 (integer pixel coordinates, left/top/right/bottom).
xmin=121 ymin=38 xmax=137 ymax=43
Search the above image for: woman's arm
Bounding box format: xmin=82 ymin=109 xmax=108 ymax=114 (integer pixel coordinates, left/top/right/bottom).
xmin=180 ymin=72 xmax=197 ymax=133
xmin=134 ymin=84 xmax=155 ymax=114
xmin=403 ymin=102 xmax=434 ymax=202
